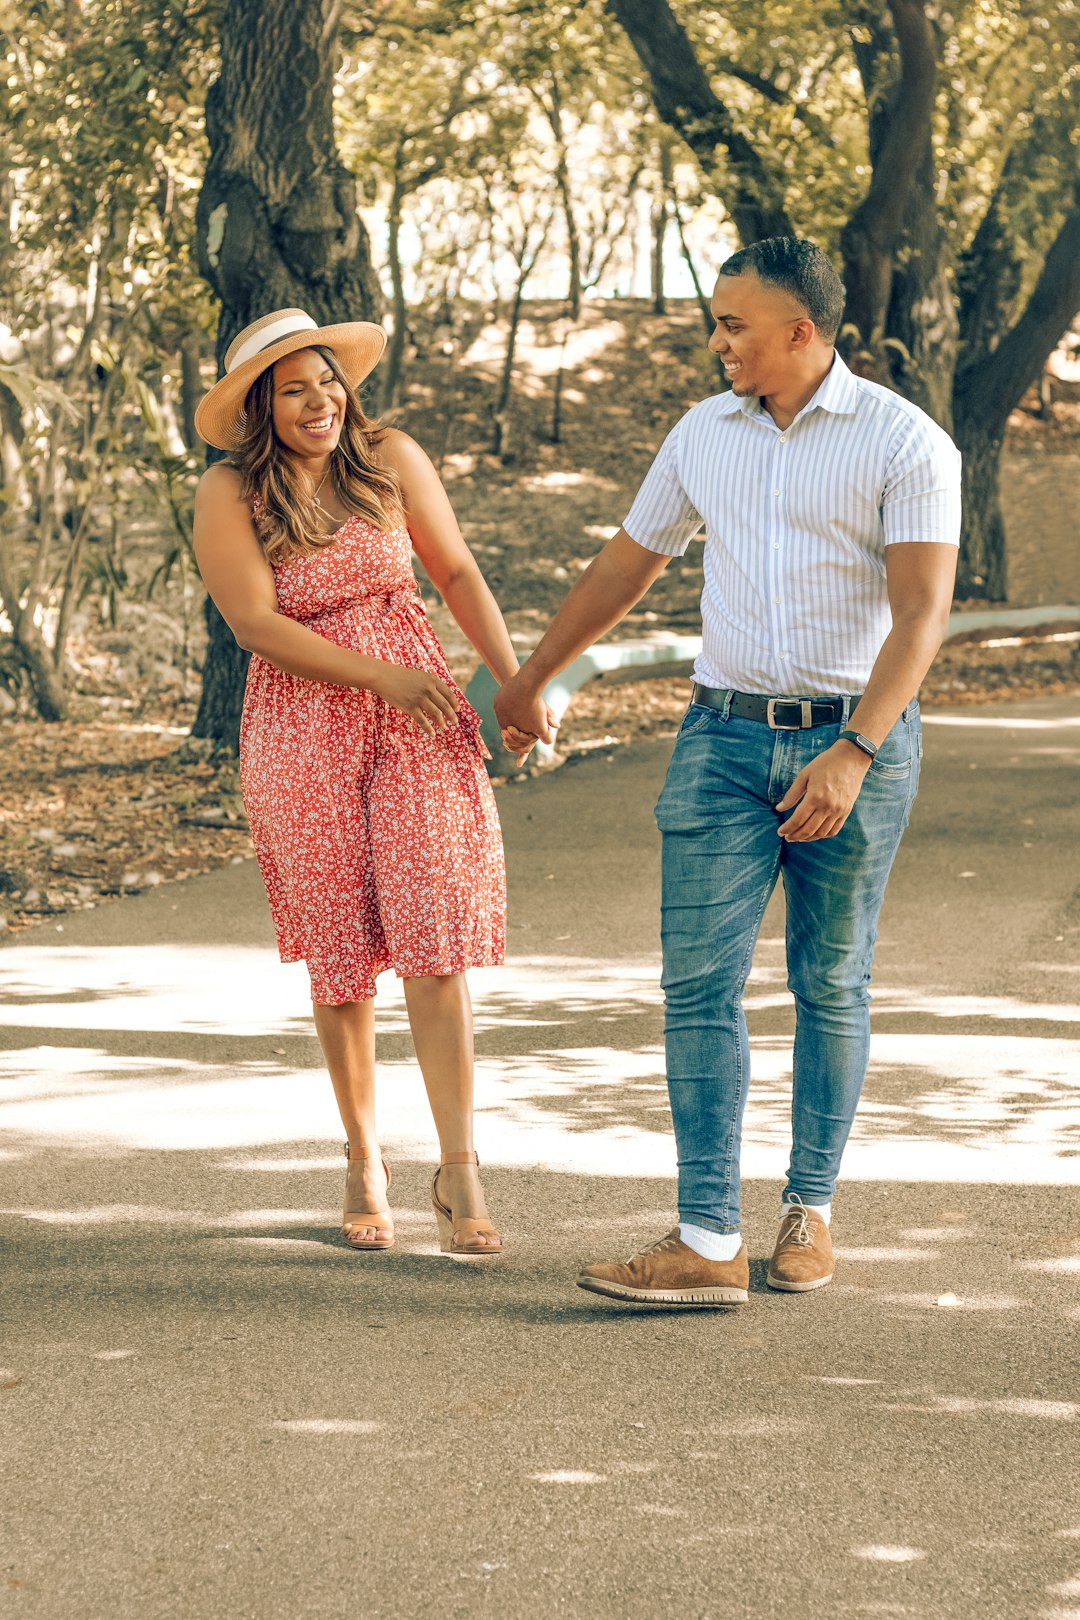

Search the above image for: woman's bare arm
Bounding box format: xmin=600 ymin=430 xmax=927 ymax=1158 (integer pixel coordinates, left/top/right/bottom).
xmin=380 ymin=430 xmax=522 ymax=687
xmin=192 ymin=462 xmax=459 ymax=736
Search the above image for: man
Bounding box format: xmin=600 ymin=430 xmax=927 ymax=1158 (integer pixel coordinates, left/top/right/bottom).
xmin=495 ymin=236 xmax=960 ymax=1307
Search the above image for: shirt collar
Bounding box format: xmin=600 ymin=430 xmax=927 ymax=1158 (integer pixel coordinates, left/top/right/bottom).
xmin=732 ymin=350 xmax=860 ymax=423
xmin=806 ymin=351 xmax=860 ymax=416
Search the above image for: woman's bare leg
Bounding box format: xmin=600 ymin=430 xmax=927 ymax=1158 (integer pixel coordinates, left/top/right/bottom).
xmin=402 ymin=972 xmax=498 ymax=1245
xmin=312 ymin=997 xmax=391 ymax=1243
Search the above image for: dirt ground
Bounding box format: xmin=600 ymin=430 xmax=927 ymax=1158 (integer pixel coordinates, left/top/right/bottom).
xmin=2 ymin=300 xmax=1077 ymax=935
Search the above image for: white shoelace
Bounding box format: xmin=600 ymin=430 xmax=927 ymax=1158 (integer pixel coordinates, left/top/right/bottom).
xmin=781 ymin=1204 xmax=817 ymax=1247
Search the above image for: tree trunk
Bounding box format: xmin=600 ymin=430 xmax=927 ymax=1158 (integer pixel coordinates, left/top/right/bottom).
xmin=953 ymin=422 xmax=1007 ymax=601
xmin=670 ymin=196 xmax=713 ymax=339
xmin=179 ymin=335 xmax=202 ymax=450
xmin=838 ymin=2 xmax=939 ymax=379
xmin=491 ymin=270 xmax=529 ymax=461
xmin=549 ymin=316 xmax=571 ymax=444
xmin=650 ymin=191 xmax=666 ymax=315
xmin=0 ymin=544 xmax=67 ymax=721
xmin=540 ymin=81 xmax=582 ymax=321
xmin=192 ymin=0 xmax=383 ymax=752
xmin=881 ymin=142 xmax=957 ymax=428
xmin=952 ymin=179 xmax=1080 ymax=599
xmin=378 ymin=175 xmax=408 ymax=413
xmin=651 ymin=139 xmax=674 ymax=316
xmin=491 ymin=217 xmax=548 ymax=460
xmin=196 ymin=591 xmax=252 ymax=746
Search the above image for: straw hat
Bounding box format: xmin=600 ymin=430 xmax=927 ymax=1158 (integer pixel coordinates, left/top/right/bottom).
xmin=194 ymin=308 xmax=387 ymax=450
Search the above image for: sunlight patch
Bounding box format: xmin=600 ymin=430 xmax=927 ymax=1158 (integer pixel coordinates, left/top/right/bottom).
xmin=852 ymin=1545 xmax=926 ymax=1563
xmin=273 ymin=1419 xmax=381 ymax=1435
xmin=894 ymin=1395 xmax=1077 ymax=1421
xmin=835 ymin=1247 xmax=936 ymax=1262
xmin=530 ymin=1470 xmax=607 ymax=1485
xmin=874 ymin=1293 xmax=1019 ymax=1312
xmin=5 ymin=948 xmax=1080 ymax=1184
xmin=812 ymin=1376 xmax=882 ymax=1387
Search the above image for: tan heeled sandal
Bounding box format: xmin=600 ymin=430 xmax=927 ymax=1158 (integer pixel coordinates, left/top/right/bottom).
xmin=431 ymin=1150 xmax=503 ymax=1256
xmin=342 ymin=1143 xmax=394 ymax=1250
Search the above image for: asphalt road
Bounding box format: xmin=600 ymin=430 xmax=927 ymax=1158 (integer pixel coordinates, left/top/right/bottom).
xmin=2 ymin=696 xmax=1079 ymax=1620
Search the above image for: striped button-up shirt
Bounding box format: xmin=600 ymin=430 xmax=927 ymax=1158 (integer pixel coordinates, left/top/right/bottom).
xmin=622 ymin=353 xmax=961 ymax=695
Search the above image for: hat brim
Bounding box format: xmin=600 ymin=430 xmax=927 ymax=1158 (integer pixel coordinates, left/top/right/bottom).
xmin=194 ymin=321 xmax=388 ymax=450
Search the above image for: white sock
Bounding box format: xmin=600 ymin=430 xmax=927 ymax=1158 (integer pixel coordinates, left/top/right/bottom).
xmin=679 ymin=1221 xmax=743 ymax=1261
xmin=784 ymin=1199 xmax=831 ymax=1226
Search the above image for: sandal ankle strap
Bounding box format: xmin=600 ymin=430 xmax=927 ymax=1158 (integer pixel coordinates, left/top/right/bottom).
xmin=439 ymin=1150 xmax=480 ymax=1167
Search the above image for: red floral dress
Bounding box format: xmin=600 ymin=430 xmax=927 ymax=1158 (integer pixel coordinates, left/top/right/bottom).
xmin=239 ymin=509 xmax=506 ymax=1005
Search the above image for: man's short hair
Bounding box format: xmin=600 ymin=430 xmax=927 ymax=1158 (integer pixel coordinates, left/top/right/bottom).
xmin=718 ymin=237 xmax=845 ymax=343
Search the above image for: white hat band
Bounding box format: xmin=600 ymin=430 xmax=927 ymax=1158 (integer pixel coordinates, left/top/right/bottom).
xmin=229 ymin=313 xmax=319 ymax=372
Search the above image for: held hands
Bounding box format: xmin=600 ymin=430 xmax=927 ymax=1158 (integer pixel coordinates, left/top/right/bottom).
xmin=494 ymin=671 xmax=555 ymax=746
xmin=494 ymin=671 xmax=559 ymax=766
xmin=373 ymin=665 xmax=460 ymax=738
xmin=775 ymin=740 xmax=872 ymax=842
xmin=499 ymin=706 xmax=559 ymax=767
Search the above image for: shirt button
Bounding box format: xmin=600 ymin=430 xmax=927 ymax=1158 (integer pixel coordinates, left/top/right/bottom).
xmin=779 ymin=435 xmax=787 ymax=443
xmin=772 ymin=541 xmax=780 ymax=549
xmin=774 ymin=596 xmax=782 ymax=604
xmin=773 ymin=488 xmax=781 ymax=497
xmin=780 ymin=650 xmax=789 ymax=658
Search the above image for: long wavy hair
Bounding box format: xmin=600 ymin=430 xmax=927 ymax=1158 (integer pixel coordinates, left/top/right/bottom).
xmin=230 ymin=345 xmax=404 ymax=567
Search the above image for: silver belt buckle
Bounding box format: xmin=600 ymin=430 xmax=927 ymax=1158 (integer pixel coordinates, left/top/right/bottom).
xmin=767 ymin=697 xmax=814 ymax=729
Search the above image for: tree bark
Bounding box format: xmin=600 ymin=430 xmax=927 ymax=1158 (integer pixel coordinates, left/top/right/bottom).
xmin=952 ymin=423 xmax=1008 ymax=601
xmin=192 ymin=0 xmax=383 ymax=752
xmin=952 ymin=181 xmax=1080 ymax=598
xmin=179 ymin=334 xmax=203 ymax=450
xmin=378 ymin=169 xmax=408 ymax=413
xmin=839 ymin=2 xmax=939 ymax=374
xmin=881 ymin=138 xmax=957 ymax=427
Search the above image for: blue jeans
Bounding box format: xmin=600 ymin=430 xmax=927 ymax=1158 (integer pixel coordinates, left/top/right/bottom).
xmin=655 ymin=697 xmax=922 ymax=1233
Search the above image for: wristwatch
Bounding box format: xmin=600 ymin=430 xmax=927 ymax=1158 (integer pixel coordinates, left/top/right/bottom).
xmin=838 ymin=728 xmax=878 ymax=761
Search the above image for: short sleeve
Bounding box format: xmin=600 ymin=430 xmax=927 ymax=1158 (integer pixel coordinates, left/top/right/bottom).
xmin=622 ymin=418 xmax=704 ymax=557
xmin=882 ymin=417 xmax=962 ymax=547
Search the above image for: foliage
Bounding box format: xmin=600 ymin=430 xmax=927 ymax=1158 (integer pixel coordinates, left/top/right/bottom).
xmin=1 ymin=0 xmax=1077 ymax=723
xmin=1 ymin=0 xmax=218 ymax=715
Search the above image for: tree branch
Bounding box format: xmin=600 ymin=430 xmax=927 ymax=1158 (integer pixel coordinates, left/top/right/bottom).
xmin=955 ymin=141 xmax=1025 ymax=365
xmin=955 ymin=179 xmax=1080 ymax=437
xmin=606 ymin=0 xmax=793 ymax=243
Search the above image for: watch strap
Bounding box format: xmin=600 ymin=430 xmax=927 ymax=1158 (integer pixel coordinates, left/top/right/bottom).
xmin=838 ymin=728 xmax=878 ymax=760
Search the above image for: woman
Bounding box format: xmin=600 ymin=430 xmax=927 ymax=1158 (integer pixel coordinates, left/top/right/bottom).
xmin=192 ymin=308 xmax=540 ymax=1256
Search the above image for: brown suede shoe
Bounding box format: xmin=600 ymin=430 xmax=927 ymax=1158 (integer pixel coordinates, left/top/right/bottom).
xmin=766 ymin=1198 xmax=834 ymax=1292
xmin=577 ymin=1229 xmax=748 ymax=1307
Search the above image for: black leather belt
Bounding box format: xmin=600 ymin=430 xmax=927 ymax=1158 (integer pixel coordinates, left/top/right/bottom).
xmin=690 ymin=683 xmax=861 ymax=730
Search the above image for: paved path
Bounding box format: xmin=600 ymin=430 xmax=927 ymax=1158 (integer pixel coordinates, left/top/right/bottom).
xmin=2 ymin=698 xmax=1079 ymax=1619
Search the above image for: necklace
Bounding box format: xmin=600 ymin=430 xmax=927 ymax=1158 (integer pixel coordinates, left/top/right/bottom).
xmin=311 ymin=464 xmax=342 ymax=536
xmin=311 ymin=466 xmax=337 ymax=530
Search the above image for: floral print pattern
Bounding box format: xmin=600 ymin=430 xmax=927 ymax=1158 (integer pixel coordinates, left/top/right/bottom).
xmin=239 ymin=511 xmax=506 ymax=1004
